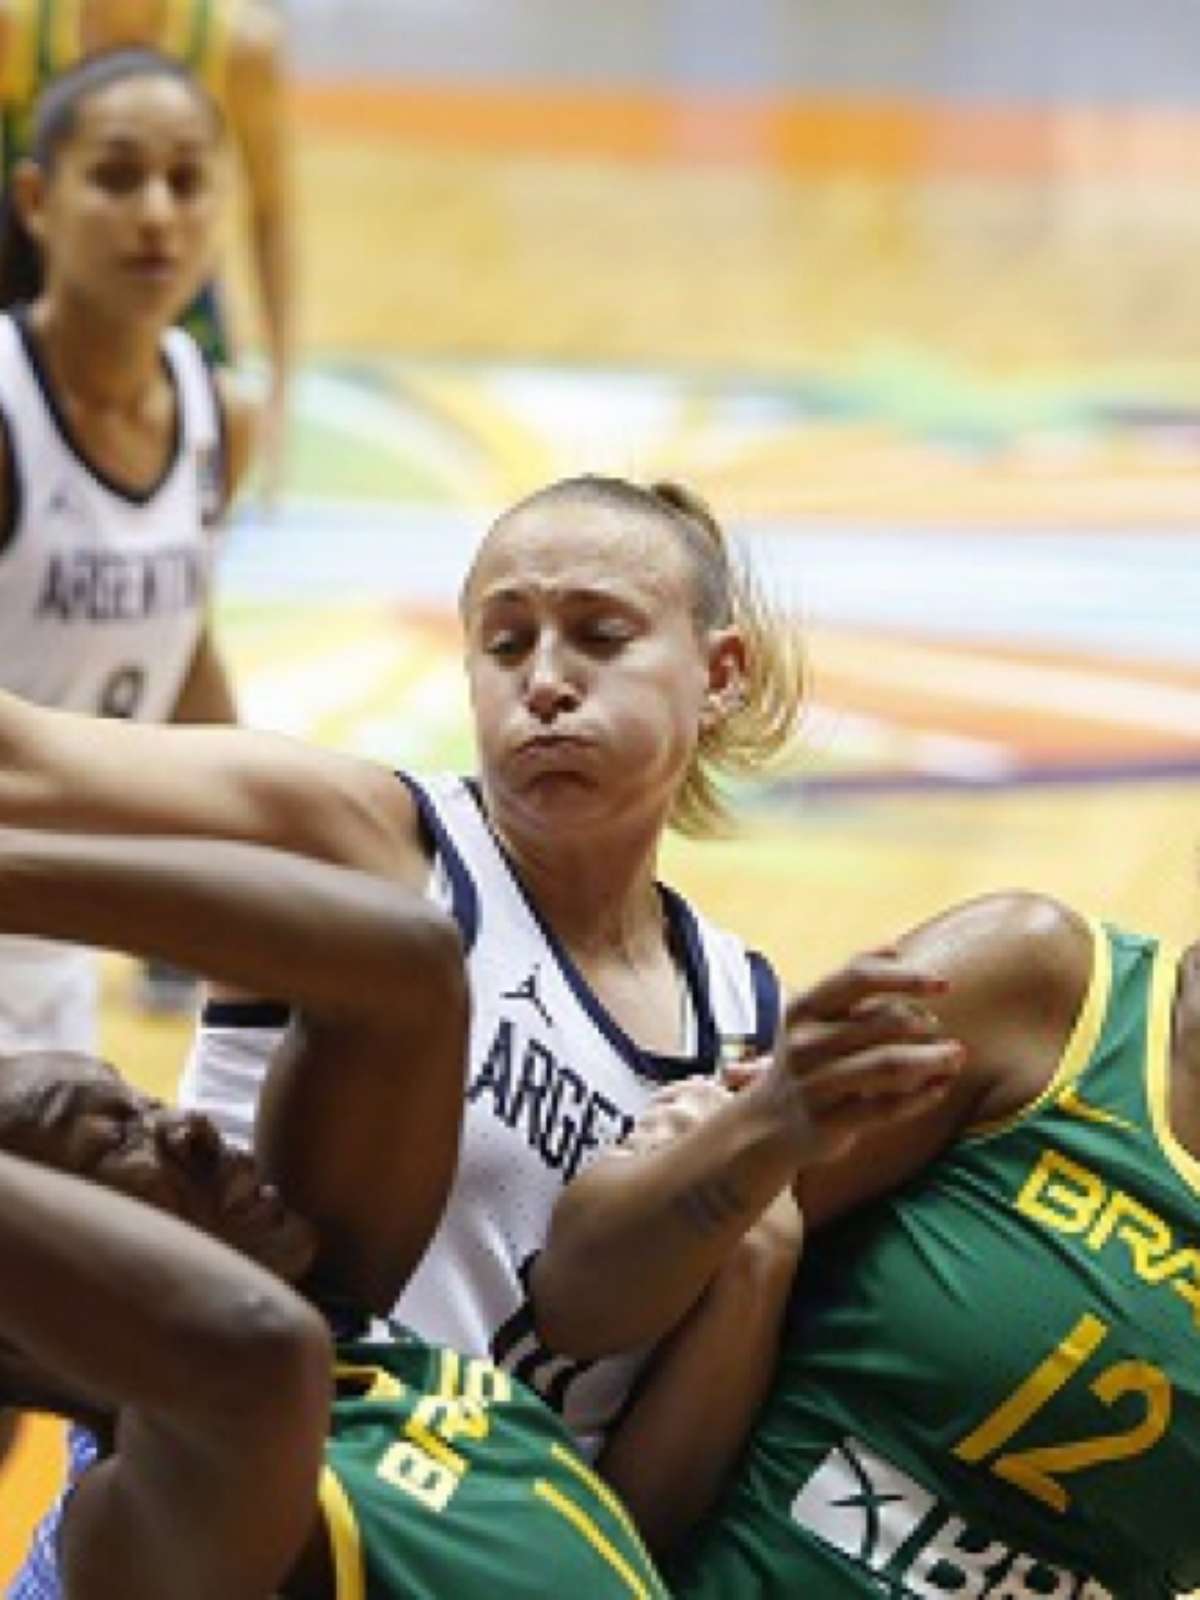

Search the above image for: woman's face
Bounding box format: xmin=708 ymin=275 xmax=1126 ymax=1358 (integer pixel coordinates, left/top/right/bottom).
xmin=0 ymin=1054 xmax=316 ymax=1283
xmin=463 ymin=495 xmax=722 ymax=843
xmin=22 ymin=73 xmax=224 ymax=324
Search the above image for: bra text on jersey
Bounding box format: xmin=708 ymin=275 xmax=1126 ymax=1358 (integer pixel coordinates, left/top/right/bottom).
xmin=468 ymin=1018 xmax=634 ymax=1182
xmin=36 ymin=546 xmax=208 ymax=623
xmin=1015 ymin=1147 xmax=1200 ymax=1322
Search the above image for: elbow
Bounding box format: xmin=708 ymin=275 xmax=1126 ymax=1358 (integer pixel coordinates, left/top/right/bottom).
xmin=173 ymin=1284 xmax=331 ymax=1426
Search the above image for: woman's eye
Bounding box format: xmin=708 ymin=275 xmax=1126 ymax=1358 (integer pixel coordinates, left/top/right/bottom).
xmin=170 ymin=165 xmax=206 ymax=200
xmin=93 ymin=161 xmax=142 ymax=194
xmin=583 ymin=620 xmax=632 ymax=647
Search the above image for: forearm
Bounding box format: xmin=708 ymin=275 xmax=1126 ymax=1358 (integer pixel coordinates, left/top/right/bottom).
xmin=0 ymin=688 xmax=413 ymax=872
xmin=0 ymin=826 xmax=453 ymax=1026
xmin=0 ymin=1151 xmax=328 ymax=1424
xmin=598 ymin=1219 xmax=800 ymax=1557
xmin=534 ymin=1073 xmax=810 ymax=1357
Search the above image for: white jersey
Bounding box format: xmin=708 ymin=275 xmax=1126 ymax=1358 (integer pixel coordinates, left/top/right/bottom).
xmin=180 ymin=772 xmax=780 ymax=1454
xmin=0 ymin=309 xmax=225 ymax=1051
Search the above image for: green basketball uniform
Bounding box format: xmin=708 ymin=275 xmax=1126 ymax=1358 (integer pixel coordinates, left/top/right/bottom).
xmin=672 ymin=921 xmax=1200 ymax=1599
xmin=0 ymin=0 xmax=239 ymax=361
xmin=319 ymin=1330 xmax=669 ymax=1600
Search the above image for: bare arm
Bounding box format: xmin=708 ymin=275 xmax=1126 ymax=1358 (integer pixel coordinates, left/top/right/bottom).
xmin=536 ymin=894 xmax=1092 ymax=1358
xmin=534 ymin=953 xmax=964 ymax=1358
xmin=0 ymin=1151 xmax=329 ymax=1600
xmin=598 ymin=1191 xmax=801 ymax=1558
xmin=226 ymin=1 xmax=292 ymax=486
xmin=0 ymin=825 xmax=468 ymax=1311
xmin=794 ymin=892 xmax=1094 ymax=1227
xmin=0 ymin=688 xmax=427 ymax=882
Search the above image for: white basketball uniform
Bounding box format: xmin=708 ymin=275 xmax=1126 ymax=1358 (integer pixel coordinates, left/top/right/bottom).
xmin=0 ymin=309 xmax=225 ymax=1052
xmin=180 ymin=772 xmax=780 ymax=1454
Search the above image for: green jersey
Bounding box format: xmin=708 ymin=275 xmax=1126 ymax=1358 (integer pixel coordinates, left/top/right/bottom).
xmin=674 ymin=921 xmax=1200 ymax=1599
xmin=318 ymin=1329 xmax=668 ymax=1600
xmin=1 ymin=0 xmax=238 ymax=362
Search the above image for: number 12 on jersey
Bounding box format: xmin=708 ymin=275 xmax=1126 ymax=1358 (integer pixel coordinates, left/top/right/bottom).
xmin=952 ymin=1312 xmax=1171 ymax=1512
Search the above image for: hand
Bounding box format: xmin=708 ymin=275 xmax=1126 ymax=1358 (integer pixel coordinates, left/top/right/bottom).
xmin=621 ymin=1077 xmax=732 ymax=1157
xmin=767 ymin=950 xmax=966 ymax=1164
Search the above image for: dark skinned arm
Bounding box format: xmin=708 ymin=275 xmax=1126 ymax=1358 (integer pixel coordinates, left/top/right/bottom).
xmin=0 ymin=825 xmax=468 ymax=1311
xmin=0 ymin=688 xmax=427 ymax=882
xmin=598 ymin=1189 xmax=802 ymax=1558
xmin=0 ymin=1151 xmax=329 ymax=1600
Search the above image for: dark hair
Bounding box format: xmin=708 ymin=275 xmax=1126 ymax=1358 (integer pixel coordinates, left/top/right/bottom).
xmin=0 ymin=48 xmax=222 ymax=308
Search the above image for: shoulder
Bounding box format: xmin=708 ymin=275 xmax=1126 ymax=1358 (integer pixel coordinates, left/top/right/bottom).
xmin=900 ymin=890 xmax=1095 ymax=1119
xmin=901 ymin=890 xmax=1091 ymax=1008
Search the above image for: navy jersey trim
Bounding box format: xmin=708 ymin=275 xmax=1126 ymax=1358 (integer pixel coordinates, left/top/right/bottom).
xmin=14 ymin=306 xmax=184 ymax=505
xmin=0 ymin=395 xmax=22 ymax=557
xmin=463 ymin=780 xmax=723 ymax=1085
xmin=400 ymin=772 xmax=481 ymax=952
xmin=748 ymin=949 xmax=781 ymax=1051
xmin=201 ymin=998 xmax=291 ymax=1028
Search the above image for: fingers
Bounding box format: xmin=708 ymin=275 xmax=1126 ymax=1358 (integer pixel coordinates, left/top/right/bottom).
xmin=800 ymin=1037 xmax=966 ymax=1115
xmin=766 ymin=949 xmax=967 ymax=1161
xmin=790 ymin=952 xmax=946 ymax=1024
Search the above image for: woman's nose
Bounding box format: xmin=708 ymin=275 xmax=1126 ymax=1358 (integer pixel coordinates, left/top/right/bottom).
xmin=523 ymin=637 xmax=578 ymax=720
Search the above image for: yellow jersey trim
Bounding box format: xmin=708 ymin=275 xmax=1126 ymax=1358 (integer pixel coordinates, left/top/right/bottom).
xmin=46 ymin=0 xmax=78 ymax=77
xmin=317 ymin=1465 xmax=366 ymax=1600
xmin=1145 ymin=941 xmax=1193 ymax=1191
xmin=332 ymin=1358 xmax=405 ymax=1404
xmin=198 ymin=0 xmax=240 ymax=97
xmin=534 ymin=1478 xmax=654 ymax=1599
xmin=2 ymin=0 xmax=40 ymax=104
xmin=967 ymin=914 xmax=1111 ymax=1140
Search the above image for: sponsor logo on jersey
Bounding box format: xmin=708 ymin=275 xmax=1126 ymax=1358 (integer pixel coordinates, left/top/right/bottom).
xmin=790 ymin=1437 xmax=1112 ymax=1597
xmin=36 ymin=545 xmax=208 ymax=623
xmin=468 ymin=1017 xmax=634 ymax=1181
xmin=1015 ymin=1147 xmax=1200 ymax=1323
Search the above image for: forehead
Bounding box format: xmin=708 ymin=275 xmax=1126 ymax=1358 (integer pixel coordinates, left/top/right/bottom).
xmin=470 ymin=497 xmax=690 ymax=609
xmin=70 ymin=75 xmax=216 ymax=150
xmin=0 ymin=1053 xmax=128 ymax=1126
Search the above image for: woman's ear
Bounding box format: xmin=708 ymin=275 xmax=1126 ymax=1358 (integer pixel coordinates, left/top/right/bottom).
xmin=700 ymin=628 xmax=747 ymax=731
xmin=10 ymin=160 xmax=48 ymax=251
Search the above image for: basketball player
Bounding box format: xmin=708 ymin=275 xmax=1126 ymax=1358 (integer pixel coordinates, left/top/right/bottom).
xmin=0 ymin=822 xmax=676 ymax=1599
xmin=554 ymin=892 xmax=1200 ymax=1596
xmin=0 ymin=48 xmax=255 ymax=1053
xmin=0 ymin=477 xmax=960 ymax=1590
xmin=0 ymin=0 xmax=292 ymax=464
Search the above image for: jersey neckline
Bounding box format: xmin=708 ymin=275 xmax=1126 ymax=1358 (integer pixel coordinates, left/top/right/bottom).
xmin=13 ymin=306 xmax=184 ymax=506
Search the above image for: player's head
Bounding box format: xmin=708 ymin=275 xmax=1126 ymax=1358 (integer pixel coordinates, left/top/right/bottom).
xmin=460 ymin=474 xmax=805 ymax=841
xmin=0 ymin=48 xmax=225 ymax=317
xmin=0 ymin=1051 xmax=316 ymax=1282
